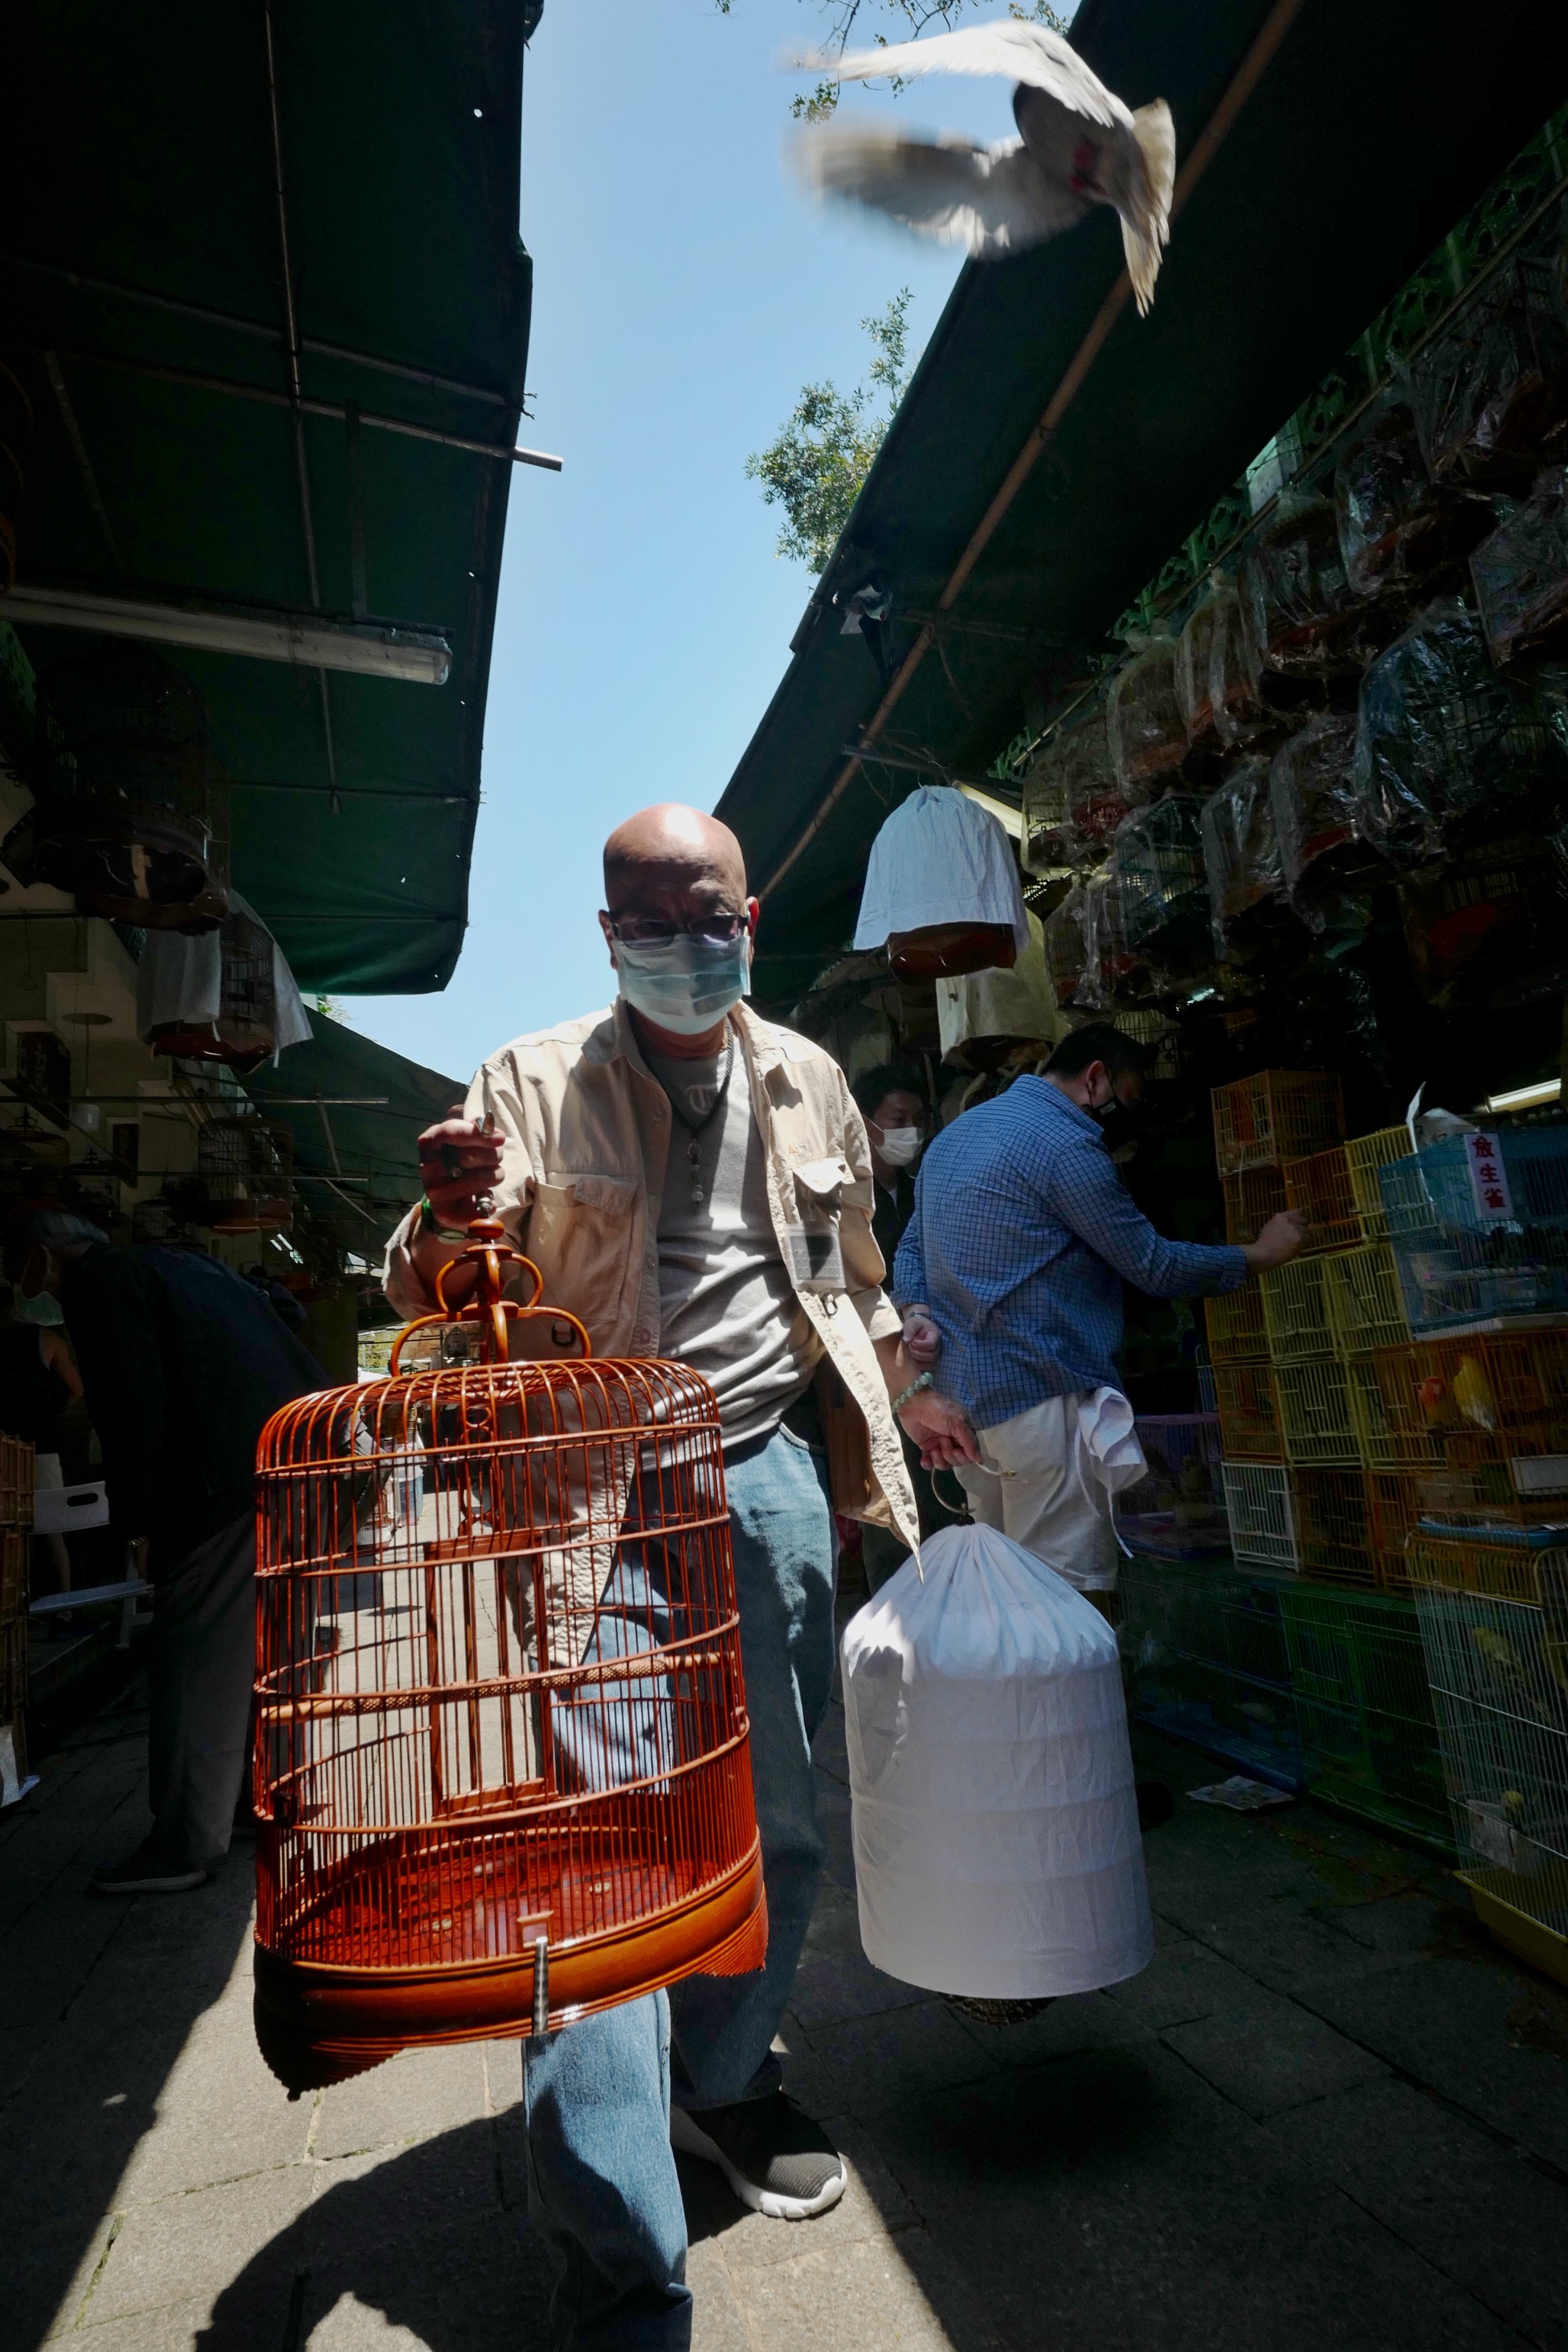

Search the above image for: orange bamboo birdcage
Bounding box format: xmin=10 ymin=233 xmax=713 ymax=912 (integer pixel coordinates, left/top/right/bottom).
xmin=251 ymin=1219 xmax=767 ymax=2091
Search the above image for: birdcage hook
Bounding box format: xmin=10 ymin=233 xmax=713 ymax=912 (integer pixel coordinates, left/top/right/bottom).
xmin=388 ymin=1214 xmax=593 ymax=1371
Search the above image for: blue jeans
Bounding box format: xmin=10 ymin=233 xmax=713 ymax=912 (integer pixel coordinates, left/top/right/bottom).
xmin=522 ymin=1419 xmax=835 ymax=2350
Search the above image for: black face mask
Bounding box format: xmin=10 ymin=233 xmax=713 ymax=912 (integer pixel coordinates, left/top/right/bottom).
xmin=1091 ymin=1094 xmax=1146 ymax=1149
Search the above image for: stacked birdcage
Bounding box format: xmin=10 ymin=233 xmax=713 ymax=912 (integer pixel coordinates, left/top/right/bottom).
xmin=0 ymin=1431 xmax=35 ymax=1803
xmin=1376 ymin=1125 xmax=1568 ymax=1338
xmin=1118 ymin=1553 xmax=1305 ymax=1789
xmin=1278 ymin=1582 xmax=1452 ymax=1849
xmin=1407 ymin=1538 xmax=1567 ymax=1982
xmin=1112 ymin=1415 xmax=1229 ymax=1559
xmin=194 ymin=1117 xmax=294 ymax=1234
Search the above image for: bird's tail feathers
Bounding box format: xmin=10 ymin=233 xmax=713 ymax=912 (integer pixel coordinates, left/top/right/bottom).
xmin=1123 ymin=100 xmax=1174 ymax=316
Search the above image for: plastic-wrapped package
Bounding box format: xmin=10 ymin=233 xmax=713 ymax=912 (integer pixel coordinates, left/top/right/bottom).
xmin=1398 ymin=832 xmax=1568 ymax=1010
xmin=1334 ymin=396 xmax=1492 ymax=601
xmin=936 ymin=909 xmax=1067 ymax=1060
xmin=1200 ymin=757 xmax=1284 ymax=958
xmin=1081 ymin=868 xmax=1150 ymax=1006
xmin=1241 ymin=490 xmax=1374 ymax=676
xmin=1209 ymin=577 xmax=1272 ymax=747
xmin=1112 ymin=793 xmax=1210 ymax=962
xmin=853 ymin=786 xmax=1028 ymax=976
xmin=1407 ymin=254 xmax=1568 ymax=488
xmin=1021 ymin=736 xmax=1076 ymax=876
xmin=1174 ymin=584 xmax=1224 ymax=749
xmin=1470 ymin=466 xmax=1568 ymax=664
xmin=1043 ymin=880 xmax=1089 ymax=1007
xmin=1107 ymin=635 xmax=1187 ymax=796
xmin=1061 ymin=705 xmax=1138 ymax=860
xmin=840 ymin=1522 xmax=1154 ymax=2002
xmin=1268 ymin=712 xmax=1384 ymax=915
xmin=1351 ymin=596 xmax=1555 ymax=866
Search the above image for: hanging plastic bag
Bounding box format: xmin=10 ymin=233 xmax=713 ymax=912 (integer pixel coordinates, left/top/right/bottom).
xmin=1240 ymin=489 xmax=1374 ymax=677
xmin=1333 ymin=395 xmax=1490 ymax=602
xmin=1061 ymin=705 xmax=1137 ymax=860
xmin=1268 ymin=711 xmax=1386 ymax=925
xmin=853 ymin=787 xmax=1027 ymax=978
xmin=1175 ymin=582 xmax=1225 ymax=752
xmin=1407 ymin=253 xmax=1568 ymax=488
xmin=1209 ymin=577 xmax=1271 ymax=748
xmin=840 ymin=1521 xmax=1154 ymax=2002
xmin=1107 ymin=635 xmax=1187 ymax=797
xmin=1200 ymin=756 xmax=1283 ymax=959
xmin=1471 ymin=466 xmax=1568 ymax=664
xmin=1022 ymin=735 xmax=1078 ymax=877
xmin=1351 ymin=595 xmax=1556 ymax=867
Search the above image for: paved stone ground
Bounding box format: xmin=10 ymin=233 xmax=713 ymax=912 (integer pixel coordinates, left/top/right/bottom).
xmin=5 ymin=1672 xmax=1568 ymax=2352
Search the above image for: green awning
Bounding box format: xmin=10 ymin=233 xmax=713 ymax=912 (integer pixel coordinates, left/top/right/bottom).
xmin=2 ymin=2 xmax=540 ymax=992
xmin=244 ymin=1012 xmax=461 ymax=1259
xmin=717 ymin=0 xmax=1568 ymax=1003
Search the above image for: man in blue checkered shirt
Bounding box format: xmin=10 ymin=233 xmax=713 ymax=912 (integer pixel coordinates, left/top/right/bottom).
xmin=892 ymin=1024 xmax=1303 ymax=1597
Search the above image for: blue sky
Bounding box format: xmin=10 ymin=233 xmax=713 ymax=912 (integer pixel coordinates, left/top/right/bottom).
xmin=345 ymin=0 xmax=1025 ymax=1085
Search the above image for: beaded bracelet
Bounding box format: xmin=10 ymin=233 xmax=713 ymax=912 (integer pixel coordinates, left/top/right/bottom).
xmin=891 ymin=1371 xmax=934 ymax=1413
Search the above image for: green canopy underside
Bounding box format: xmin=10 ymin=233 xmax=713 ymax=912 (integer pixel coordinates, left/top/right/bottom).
xmin=717 ymin=0 xmax=1568 ymax=1002
xmin=245 ymin=1011 xmax=463 ymax=1255
xmin=2 ymin=1 xmax=536 ymax=992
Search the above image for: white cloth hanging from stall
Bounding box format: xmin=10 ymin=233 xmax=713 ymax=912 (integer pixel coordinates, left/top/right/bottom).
xmin=134 ymin=891 xmax=312 ymax=1062
xmin=853 ymin=786 xmax=1029 ymax=953
xmin=840 ymin=1521 xmax=1154 ymax=2000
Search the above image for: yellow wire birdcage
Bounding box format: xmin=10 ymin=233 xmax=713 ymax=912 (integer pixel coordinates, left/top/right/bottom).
xmin=1215 ymin=1361 xmax=1284 ymax=1462
xmin=1223 ymin=1166 xmax=1288 ymax=1247
xmin=1345 ymin=1126 xmax=1414 ymax=1243
xmin=1345 ymin=1347 xmax=1448 ymax=1472
xmin=1404 ymin=1533 xmax=1554 ymax=1605
xmin=1260 ymin=1259 xmax=1336 ymax=1362
xmin=1281 ymin=1145 xmax=1363 ymax=1255
xmin=1205 ymin=1285 xmax=1268 ymax=1363
xmin=1321 ymin=1243 xmax=1411 ymax=1357
xmin=1211 ymin=1070 xmax=1345 ymax=1177
xmin=1276 ymin=1356 xmax=1360 ymax=1467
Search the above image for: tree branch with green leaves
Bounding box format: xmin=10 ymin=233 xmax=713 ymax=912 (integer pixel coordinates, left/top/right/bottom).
xmin=745 ymin=290 xmax=913 ymax=574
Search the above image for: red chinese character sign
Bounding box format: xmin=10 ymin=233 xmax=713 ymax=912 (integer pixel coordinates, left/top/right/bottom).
xmin=1464 ymin=1131 xmax=1515 ymax=1221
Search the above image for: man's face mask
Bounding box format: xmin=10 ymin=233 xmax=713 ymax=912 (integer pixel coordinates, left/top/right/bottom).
xmin=1090 ymin=1082 xmax=1145 ymax=1148
xmin=611 ymin=927 xmax=751 ymax=1037
xmin=874 ymin=1125 xmax=923 ymax=1169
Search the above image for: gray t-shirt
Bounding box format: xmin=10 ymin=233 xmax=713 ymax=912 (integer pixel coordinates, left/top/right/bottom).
xmin=643 ymin=1043 xmax=819 ymax=1448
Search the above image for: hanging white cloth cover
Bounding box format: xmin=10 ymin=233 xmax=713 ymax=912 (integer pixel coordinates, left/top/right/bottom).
xmin=135 ymin=890 xmax=312 ymax=1061
xmin=841 ymin=1521 xmax=1154 ymax=2000
xmin=853 ymin=787 xmax=1029 ymax=953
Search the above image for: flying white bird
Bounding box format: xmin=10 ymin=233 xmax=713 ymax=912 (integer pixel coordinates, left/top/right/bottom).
xmin=788 ymin=21 xmax=1175 ymax=316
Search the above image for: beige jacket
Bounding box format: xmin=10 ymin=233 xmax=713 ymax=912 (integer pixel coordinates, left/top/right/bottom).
xmin=383 ymin=999 xmax=919 ymax=1553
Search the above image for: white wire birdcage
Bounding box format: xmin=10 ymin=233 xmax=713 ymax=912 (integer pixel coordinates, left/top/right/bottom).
xmin=1413 ymin=1557 xmax=1568 ymax=1970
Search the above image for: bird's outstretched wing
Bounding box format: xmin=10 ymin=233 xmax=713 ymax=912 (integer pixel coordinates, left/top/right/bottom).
xmin=790 ymin=123 xmax=1090 ymax=258
xmin=802 ymin=22 xmax=1129 ymax=133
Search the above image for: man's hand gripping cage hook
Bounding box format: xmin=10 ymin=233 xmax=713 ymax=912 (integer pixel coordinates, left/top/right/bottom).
xmin=392 ymin=1121 xmax=593 ymax=1370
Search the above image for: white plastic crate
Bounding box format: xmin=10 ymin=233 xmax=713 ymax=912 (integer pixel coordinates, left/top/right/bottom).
xmin=1221 ymin=1460 xmax=1300 ymax=1571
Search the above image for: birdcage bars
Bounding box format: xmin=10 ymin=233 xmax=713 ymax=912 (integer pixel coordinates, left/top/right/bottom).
xmin=1211 ymin=1070 xmax=1345 ymax=1178
xmin=1403 ymin=1533 xmax=1553 ymax=1606
xmin=1276 ymin=1357 xmax=1360 ymax=1467
xmin=151 ymin=909 xmax=278 ymax=1071
xmin=1378 ymin=1131 xmax=1568 ymax=1336
xmin=1345 ymin=1345 xmax=1456 ymax=1472
xmin=1112 ymin=792 xmax=1211 ymax=956
xmin=1282 ymin=1145 xmax=1362 ymax=1255
xmin=251 ymin=1222 xmax=767 ymax=2089
xmin=1205 ymin=1284 xmax=1268 ymax=1364
xmin=195 ymin=1118 xmax=294 ymax=1233
xmin=1321 ymin=1243 xmax=1411 ymax=1358
xmin=1412 ymin=1572 xmax=1568 ymax=1978
xmin=1223 ymin=1166 xmax=1289 ymax=1247
xmin=1111 ymin=1414 xmax=1228 ymax=1558
xmin=1215 ymin=1361 xmax=1284 ymax=1463
xmin=1407 ymin=250 xmax=1568 ymax=486
xmin=1365 ymin=1468 xmax=1423 ymax=1591
xmin=1220 ymin=1460 xmax=1300 ymax=1572
xmin=1195 ymin=1347 xmax=1219 ymax=1416
xmin=1118 ymin=1553 xmax=1304 ymax=1786
xmin=1292 ymin=1468 xmax=1378 ymax=1589
xmin=1260 ymin=1259 xmax=1336 ymax=1364
xmin=1279 ymin=1585 xmax=1452 ymax=1848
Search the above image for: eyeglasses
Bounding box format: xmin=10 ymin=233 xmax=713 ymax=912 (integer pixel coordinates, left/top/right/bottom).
xmin=608 ymin=912 xmax=749 ymax=948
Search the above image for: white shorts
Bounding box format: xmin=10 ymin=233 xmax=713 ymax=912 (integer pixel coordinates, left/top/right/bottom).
xmin=955 ymin=1394 xmax=1120 ymax=1593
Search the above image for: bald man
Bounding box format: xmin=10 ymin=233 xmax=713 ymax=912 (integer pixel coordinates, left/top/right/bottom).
xmin=386 ymin=805 xmax=951 ymax=2351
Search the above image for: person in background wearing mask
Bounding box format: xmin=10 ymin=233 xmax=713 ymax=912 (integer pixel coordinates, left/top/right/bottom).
xmin=849 ymin=1064 xmax=962 ymax=1590
xmin=892 ymin=1023 xmax=1305 ymax=1601
xmin=385 ymin=802 xmax=921 ymax=2352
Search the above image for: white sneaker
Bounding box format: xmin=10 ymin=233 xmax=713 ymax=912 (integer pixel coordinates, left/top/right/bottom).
xmin=671 ymin=2092 xmax=847 ymax=2221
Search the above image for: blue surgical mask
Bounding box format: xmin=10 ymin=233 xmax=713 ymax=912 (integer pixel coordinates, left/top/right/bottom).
xmin=612 ymin=931 xmax=751 ymax=1037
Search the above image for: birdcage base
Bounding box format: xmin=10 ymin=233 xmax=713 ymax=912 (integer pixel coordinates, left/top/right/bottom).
xmin=1460 ymin=1865 xmax=1568 ymax=1989
xmin=252 ymin=1833 xmax=766 ymax=2091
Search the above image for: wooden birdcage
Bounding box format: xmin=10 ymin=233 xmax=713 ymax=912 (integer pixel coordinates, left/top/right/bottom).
xmin=251 ymin=1219 xmax=767 ymax=2090
xmin=151 ymin=909 xmax=278 ymax=1071
xmin=194 ymin=1118 xmax=293 ymax=1233
xmin=25 ymin=647 xmax=223 ymax=927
